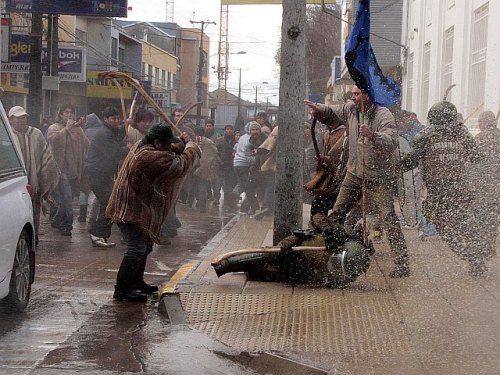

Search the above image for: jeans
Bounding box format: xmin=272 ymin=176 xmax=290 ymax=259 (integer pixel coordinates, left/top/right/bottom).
xmin=116 ymin=223 xmax=153 ymax=293
xmin=118 ymin=223 xmax=153 ymax=263
xmin=51 ymin=174 xmax=74 ymax=231
xmin=87 ymin=174 xmax=114 ymax=239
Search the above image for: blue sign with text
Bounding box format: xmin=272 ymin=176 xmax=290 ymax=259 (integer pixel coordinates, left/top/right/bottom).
xmin=5 ymin=0 xmax=128 ymax=17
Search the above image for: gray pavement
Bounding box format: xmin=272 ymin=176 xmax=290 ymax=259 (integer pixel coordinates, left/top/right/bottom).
xmin=161 ymin=206 xmax=500 ymax=375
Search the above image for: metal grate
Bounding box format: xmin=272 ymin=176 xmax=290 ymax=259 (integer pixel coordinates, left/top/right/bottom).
xmin=180 ymin=292 xmax=411 ymax=355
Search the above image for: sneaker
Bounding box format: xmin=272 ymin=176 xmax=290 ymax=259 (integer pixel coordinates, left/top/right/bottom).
xmin=389 ymin=265 xmax=410 ymax=278
xmin=103 ymin=238 xmax=116 ymax=247
xmin=90 ymin=234 xmax=115 ymax=248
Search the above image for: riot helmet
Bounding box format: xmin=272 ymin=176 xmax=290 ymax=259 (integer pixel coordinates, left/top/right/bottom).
xmin=427 ymin=101 xmax=458 ymax=128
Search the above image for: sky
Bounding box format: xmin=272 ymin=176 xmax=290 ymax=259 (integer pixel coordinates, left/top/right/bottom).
xmin=126 ymin=0 xmax=283 ymax=104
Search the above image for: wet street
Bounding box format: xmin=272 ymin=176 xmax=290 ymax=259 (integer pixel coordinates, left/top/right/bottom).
xmin=0 ymin=199 xmax=242 ymax=374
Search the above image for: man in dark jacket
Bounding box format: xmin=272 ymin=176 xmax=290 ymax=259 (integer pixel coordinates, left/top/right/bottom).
xmin=401 ymin=101 xmax=486 ymax=276
xmin=78 ymin=113 xmax=104 ymax=222
xmin=213 ymin=125 xmax=237 ymax=204
xmin=84 ymin=107 xmax=129 ymax=247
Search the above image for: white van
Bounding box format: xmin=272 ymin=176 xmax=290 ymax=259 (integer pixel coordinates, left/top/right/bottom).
xmin=0 ymin=102 xmax=35 ymax=311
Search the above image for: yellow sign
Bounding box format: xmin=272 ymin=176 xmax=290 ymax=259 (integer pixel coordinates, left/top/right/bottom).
xmin=86 ymin=70 xmax=133 ymax=99
xmin=221 ymin=0 xmax=336 ymax=4
xmin=1 ymin=72 xmax=29 ymax=94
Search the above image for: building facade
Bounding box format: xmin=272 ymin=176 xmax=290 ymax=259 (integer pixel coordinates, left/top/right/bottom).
xmin=0 ymin=11 xmax=208 ymax=124
xmin=402 ymin=0 xmax=499 ymax=130
xmin=178 ymin=28 xmax=210 ymax=121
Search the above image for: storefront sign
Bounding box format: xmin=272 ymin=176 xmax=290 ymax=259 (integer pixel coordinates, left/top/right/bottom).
xmin=87 ymin=70 xmax=133 ymax=99
xmin=151 ymin=91 xmax=171 ymax=109
xmin=1 ymin=34 xmax=32 ymax=73
xmin=41 ymin=47 xmax=86 ymax=82
xmin=5 ymin=0 xmax=128 ymax=17
xmin=1 ymin=72 xmax=29 ymax=94
xmin=1 ymin=34 xmax=86 ymax=82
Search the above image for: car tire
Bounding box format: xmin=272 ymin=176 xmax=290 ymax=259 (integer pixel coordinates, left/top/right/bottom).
xmin=4 ymin=230 xmax=33 ymax=311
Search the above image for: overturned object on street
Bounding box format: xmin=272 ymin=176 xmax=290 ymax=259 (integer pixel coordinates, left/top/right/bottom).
xmin=211 ymin=229 xmax=373 ymax=288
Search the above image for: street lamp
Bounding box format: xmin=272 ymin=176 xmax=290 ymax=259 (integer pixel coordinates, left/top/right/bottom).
xmin=265 ymin=94 xmax=277 ymax=111
xmin=254 ymin=82 xmax=268 ymax=118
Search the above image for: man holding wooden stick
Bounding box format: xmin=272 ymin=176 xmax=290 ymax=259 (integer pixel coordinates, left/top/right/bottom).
xmin=305 ymin=86 xmax=410 ymax=278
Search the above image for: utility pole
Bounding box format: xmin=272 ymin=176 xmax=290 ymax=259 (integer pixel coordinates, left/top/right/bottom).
xmin=254 ymin=85 xmax=258 ymax=118
xmin=27 ymin=13 xmax=43 ymax=128
xmin=235 ymin=67 xmax=244 ymax=131
xmin=190 ymin=19 xmax=216 ymax=127
xmin=46 ymin=14 xmax=59 ymax=118
xmin=273 ymin=0 xmax=306 ymax=244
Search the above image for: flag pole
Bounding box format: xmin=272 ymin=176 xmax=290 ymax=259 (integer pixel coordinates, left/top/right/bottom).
xmin=361 ymin=99 xmax=368 ymax=246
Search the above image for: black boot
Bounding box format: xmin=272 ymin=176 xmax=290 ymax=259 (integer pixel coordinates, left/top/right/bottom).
xmin=136 ymin=280 xmax=159 ymax=294
xmin=114 ymin=257 xmax=148 ymax=302
xmin=78 ymin=205 xmax=87 ymax=223
xmin=113 ymin=286 xmax=148 ymax=302
xmin=135 ymin=254 xmax=158 ymax=294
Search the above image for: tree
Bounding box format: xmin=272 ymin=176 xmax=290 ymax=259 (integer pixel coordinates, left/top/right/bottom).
xmin=275 ymin=4 xmax=342 ymax=100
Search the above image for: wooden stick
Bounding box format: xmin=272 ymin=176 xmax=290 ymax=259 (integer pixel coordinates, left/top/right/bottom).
xmin=176 ymin=101 xmax=202 ymax=127
xmin=112 ymin=78 xmax=127 ymax=121
xmin=129 ymin=91 xmax=138 ymax=120
xmin=98 ymin=71 xmax=181 ymax=134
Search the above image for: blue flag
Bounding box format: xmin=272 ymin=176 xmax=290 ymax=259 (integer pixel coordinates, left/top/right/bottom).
xmin=345 ymin=0 xmax=401 ymax=107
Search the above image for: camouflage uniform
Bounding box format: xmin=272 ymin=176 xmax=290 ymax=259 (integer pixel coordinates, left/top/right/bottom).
xmin=401 ymin=101 xmax=485 ymax=275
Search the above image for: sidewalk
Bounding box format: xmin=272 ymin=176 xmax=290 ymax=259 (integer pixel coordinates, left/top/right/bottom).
xmin=160 ymin=207 xmax=500 ymax=375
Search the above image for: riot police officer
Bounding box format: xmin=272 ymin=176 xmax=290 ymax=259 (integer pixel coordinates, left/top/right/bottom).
xmin=401 ymin=101 xmax=486 ymax=276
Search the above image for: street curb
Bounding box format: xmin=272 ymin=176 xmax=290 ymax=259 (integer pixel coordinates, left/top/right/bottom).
xmin=158 ymin=214 xmax=241 ymax=315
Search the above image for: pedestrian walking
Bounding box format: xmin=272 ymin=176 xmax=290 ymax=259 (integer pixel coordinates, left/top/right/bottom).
xmin=254 ymin=125 xmax=279 ymax=218
xmin=8 ymin=106 xmax=60 ymax=245
xmin=233 ymin=121 xmax=267 ymax=215
xmin=47 ymin=104 xmax=89 ymax=236
xmin=190 ymin=126 xmax=221 ymax=213
xmin=84 ymin=106 xmax=129 ymax=247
